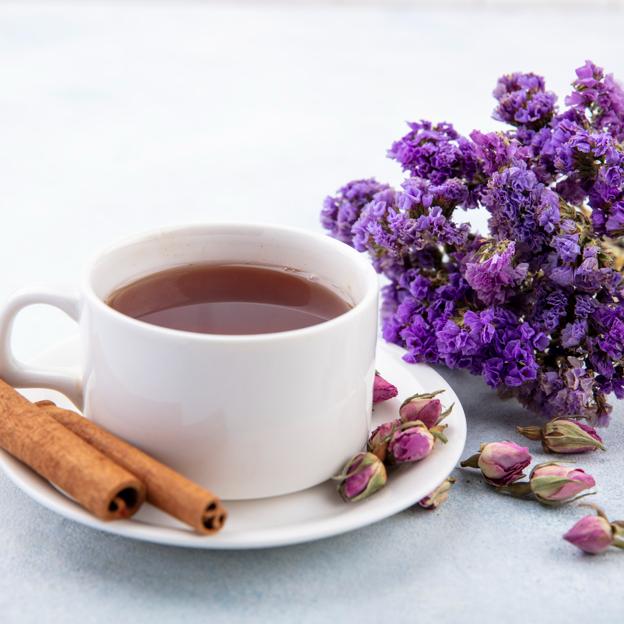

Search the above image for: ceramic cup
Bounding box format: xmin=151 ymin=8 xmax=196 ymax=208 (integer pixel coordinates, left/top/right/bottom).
xmin=0 ymin=224 xmax=379 ymax=499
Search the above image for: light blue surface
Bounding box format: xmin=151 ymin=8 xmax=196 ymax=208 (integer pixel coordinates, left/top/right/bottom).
xmin=0 ymin=3 xmax=623 ymax=622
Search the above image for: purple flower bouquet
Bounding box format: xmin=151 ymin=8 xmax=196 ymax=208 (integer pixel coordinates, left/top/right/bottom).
xmin=322 ymin=61 xmax=624 ymax=426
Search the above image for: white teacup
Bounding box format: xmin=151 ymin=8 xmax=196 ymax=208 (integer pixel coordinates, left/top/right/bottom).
xmin=0 ymin=224 xmax=379 ymax=499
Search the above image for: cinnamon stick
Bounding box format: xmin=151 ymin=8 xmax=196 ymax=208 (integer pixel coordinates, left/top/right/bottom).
xmin=0 ymin=380 xmax=145 ymax=520
xmin=36 ymin=401 xmax=227 ymax=535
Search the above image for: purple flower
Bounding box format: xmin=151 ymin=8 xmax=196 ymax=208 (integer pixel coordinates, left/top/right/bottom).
xmin=351 ymin=190 xmax=405 ymax=277
xmin=561 ymin=320 xmax=588 ymax=348
xmin=605 ymin=202 xmax=624 ymax=235
xmin=352 ymin=178 xmax=471 ymax=280
xmin=553 ymin=234 xmax=581 ymax=263
xmin=515 ymin=355 xmax=608 ymax=424
xmin=470 ymin=130 xmax=521 ymax=176
xmin=464 ymin=241 xmax=528 ymax=305
xmin=555 ymin=127 xmax=612 ymax=178
xmin=482 ymin=163 xmax=560 ymax=252
xmin=548 ymin=264 xmax=574 ymax=287
xmin=435 ymin=308 xmax=540 ymax=388
xmin=575 ymin=247 xmax=609 ymax=292
xmin=596 ymin=310 xmax=624 ymax=361
xmin=388 ymin=121 xmax=476 ymax=188
xmin=322 ymin=60 xmax=624 ymax=429
xmin=493 ymin=72 xmax=557 ymax=129
xmin=321 ymin=179 xmax=392 ymax=245
xmin=566 ymin=60 xmax=624 ymax=141
xmin=400 ymin=314 xmax=440 ymax=364
xmin=575 ymin=295 xmax=597 ymax=319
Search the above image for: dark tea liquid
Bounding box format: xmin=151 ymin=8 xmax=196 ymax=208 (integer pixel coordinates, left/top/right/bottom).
xmin=107 ymin=263 xmax=351 ymax=335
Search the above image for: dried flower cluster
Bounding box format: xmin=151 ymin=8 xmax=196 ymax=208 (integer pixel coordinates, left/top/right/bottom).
xmin=335 ymin=377 xmax=454 ymax=505
xmin=322 ymin=61 xmax=624 ymax=426
xmin=459 ymin=433 xmax=624 ymax=555
xmin=460 ymin=441 xmax=597 ymax=506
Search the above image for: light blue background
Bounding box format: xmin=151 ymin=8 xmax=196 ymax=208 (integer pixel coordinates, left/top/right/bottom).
xmin=0 ymin=3 xmax=622 ymax=623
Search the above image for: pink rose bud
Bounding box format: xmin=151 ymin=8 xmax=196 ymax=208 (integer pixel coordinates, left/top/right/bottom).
xmin=387 ymin=421 xmax=434 ymax=464
xmin=373 ymin=372 xmax=398 ymax=404
xmin=367 ymin=419 xmax=401 ymax=462
xmin=461 ymin=441 xmax=531 ymax=486
xmin=399 ymin=389 xmax=453 ymax=429
xmin=419 ymin=476 xmax=456 ymax=510
xmin=564 ymin=514 xmax=614 ymax=555
xmin=517 ymin=419 xmax=605 ymax=454
xmin=335 ymin=452 xmax=387 ymax=502
xmin=529 ymin=462 xmax=595 ymax=504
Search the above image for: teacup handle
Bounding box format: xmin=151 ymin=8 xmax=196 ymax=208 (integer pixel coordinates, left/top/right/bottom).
xmin=0 ymin=286 xmax=83 ymax=408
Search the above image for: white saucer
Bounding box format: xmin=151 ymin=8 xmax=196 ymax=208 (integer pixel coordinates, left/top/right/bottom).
xmin=0 ymin=338 xmax=466 ymax=549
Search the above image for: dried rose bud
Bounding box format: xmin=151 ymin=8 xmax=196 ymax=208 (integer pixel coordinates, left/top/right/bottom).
xmin=517 ymin=419 xmax=605 ymax=454
xmin=373 ymin=372 xmax=398 ymax=404
xmin=461 ymin=441 xmax=531 ymax=486
xmin=419 ymin=477 xmax=456 ymax=510
xmin=564 ymin=513 xmax=614 ymax=554
xmin=367 ymin=419 xmax=401 ymax=462
xmin=399 ymin=390 xmax=453 ymax=429
xmin=529 ymin=462 xmax=595 ymax=504
xmin=335 ymin=452 xmax=387 ymax=502
xmin=387 ymin=421 xmax=435 ymax=464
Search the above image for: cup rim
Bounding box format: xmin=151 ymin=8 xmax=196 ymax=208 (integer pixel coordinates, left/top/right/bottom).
xmin=81 ymin=222 xmax=379 ymax=342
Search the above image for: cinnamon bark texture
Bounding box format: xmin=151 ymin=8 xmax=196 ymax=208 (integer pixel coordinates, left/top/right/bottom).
xmin=0 ymin=381 xmax=145 ymax=520
xmin=36 ymin=401 xmax=227 ymax=535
